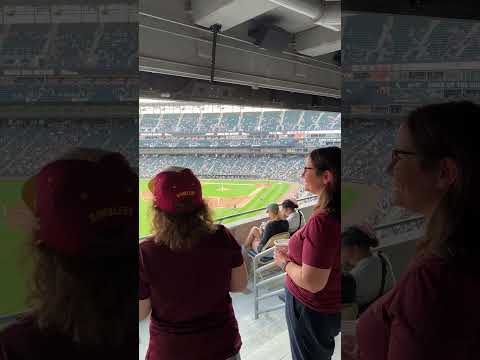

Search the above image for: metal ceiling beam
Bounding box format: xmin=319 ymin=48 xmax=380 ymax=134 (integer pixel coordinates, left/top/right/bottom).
xmin=139 ymin=13 xmax=341 ymax=97
xmin=191 ymin=0 xmax=277 ymax=31
xmin=268 ymin=0 xmax=341 ymax=31
xmin=295 ymin=26 xmax=340 ymax=57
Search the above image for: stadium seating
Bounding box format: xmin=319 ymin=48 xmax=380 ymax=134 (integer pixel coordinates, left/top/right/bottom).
xmin=95 ymin=23 xmax=137 ymax=70
xmin=139 ymin=110 xmax=341 ymax=134
xmin=343 ymin=14 xmax=480 ymax=64
xmin=0 ymin=22 xmax=136 ymax=72
xmin=1 ymin=24 xmax=49 ymax=66
xmin=1 ymin=120 xmax=137 ymax=177
xmin=139 ymin=154 xmax=306 ymax=182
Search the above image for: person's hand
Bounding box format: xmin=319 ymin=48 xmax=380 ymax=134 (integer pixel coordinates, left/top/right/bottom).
xmin=274 ymin=246 xmax=289 ymax=268
xmin=341 ymin=334 xmax=359 ymax=360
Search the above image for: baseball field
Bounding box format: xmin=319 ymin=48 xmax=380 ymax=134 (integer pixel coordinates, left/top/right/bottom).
xmin=139 ymin=179 xmax=298 ymax=238
xmin=341 ymin=183 xmax=361 ymax=214
xmin=0 ymin=179 xmax=32 ymax=317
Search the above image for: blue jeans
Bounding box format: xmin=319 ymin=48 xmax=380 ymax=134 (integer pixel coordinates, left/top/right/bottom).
xmin=285 ymin=288 xmax=340 ymax=360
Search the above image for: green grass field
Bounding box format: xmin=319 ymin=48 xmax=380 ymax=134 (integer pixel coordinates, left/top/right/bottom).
xmin=341 ymin=183 xmax=360 ymax=215
xmin=139 ymin=179 xmax=292 ymax=238
xmin=0 ymin=179 xmax=31 ymax=316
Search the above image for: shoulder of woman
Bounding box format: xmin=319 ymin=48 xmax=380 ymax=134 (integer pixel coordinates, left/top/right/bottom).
xmin=0 ymin=315 xmax=37 ymax=342
xmin=139 ymin=236 xmax=155 ymax=249
xmin=215 ymin=224 xmax=238 ymax=240
xmin=387 ymin=255 xmax=447 ymax=308
xmin=309 ymin=210 xmax=338 ymax=226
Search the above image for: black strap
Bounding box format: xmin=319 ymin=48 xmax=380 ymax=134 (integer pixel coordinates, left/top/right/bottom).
xmin=377 ymin=251 xmax=387 ymax=299
xmin=357 ymin=252 xmax=388 ymax=317
xmin=296 ymin=211 xmax=304 ymax=232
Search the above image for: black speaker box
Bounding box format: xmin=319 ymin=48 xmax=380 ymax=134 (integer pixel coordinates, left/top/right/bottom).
xmin=248 ymin=24 xmax=290 ymax=51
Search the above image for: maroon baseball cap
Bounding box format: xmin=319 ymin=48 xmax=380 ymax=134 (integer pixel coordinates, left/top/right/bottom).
xmin=148 ymin=167 xmax=202 ymax=214
xmin=23 ymin=152 xmax=138 ymax=257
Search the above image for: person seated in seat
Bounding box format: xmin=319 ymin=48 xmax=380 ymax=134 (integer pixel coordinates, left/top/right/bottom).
xmin=280 ymin=199 xmax=305 ymax=235
xmin=342 ymin=225 xmax=395 ymax=314
xmin=244 ymin=203 xmax=289 ymax=252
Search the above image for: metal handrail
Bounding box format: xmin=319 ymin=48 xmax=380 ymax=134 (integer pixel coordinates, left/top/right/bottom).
xmin=373 ymin=215 xmax=424 ymax=231
xmin=214 ymin=194 xmax=317 ymax=223
xmin=0 ymin=311 xmax=29 ymax=327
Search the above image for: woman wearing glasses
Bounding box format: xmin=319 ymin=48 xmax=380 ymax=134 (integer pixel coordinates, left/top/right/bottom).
xmin=355 ymin=101 xmax=480 ymax=360
xmin=274 ymin=147 xmax=341 ymax=360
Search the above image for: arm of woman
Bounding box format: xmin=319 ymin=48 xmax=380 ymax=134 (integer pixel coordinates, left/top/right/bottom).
xmin=230 ymin=262 xmax=248 ymax=292
xmin=286 ymin=262 xmax=331 ymax=293
xmin=139 ymin=298 xmax=152 ymax=321
xmin=274 ymin=248 xmax=330 ymax=293
xmin=257 ymin=222 xmax=274 ymax=251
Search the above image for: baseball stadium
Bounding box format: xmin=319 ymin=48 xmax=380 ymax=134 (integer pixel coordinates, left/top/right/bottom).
xmin=138 ymin=101 xmax=341 ymax=239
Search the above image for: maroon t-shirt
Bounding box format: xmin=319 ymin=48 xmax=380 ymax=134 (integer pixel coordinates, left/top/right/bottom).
xmin=139 ymin=225 xmax=244 ymax=360
xmin=0 ymin=316 xmax=135 ymax=360
xmin=285 ymin=210 xmax=341 ymax=313
xmin=357 ymin=254 xmax=480 ymax=360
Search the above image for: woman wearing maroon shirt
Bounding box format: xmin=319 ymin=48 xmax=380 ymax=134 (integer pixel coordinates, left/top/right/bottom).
xmin=274 ymin=147 xmax=341 ymax=360
xmin=356 ymin=101 xmax=480 ymax=360
xmin=139 ymin=167 xmax=248 ymax=360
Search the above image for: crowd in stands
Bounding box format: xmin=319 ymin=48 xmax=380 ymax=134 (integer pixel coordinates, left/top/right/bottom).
xmin=140 ymin=154 xmax=305 ymax=182
xmin=343 ymin=14 xmax=480 ymax=64
xmin=0 ymin=22 xmax=136 ymax=72
xmin=0 ymin=79 xmax=137 ymax=103
xmin=1 ymin=120 xmax=137 ymax=176
xmin=139 ymin=110 xmax=340 ymax=134
xmin=140 ymin=135 xmax=338 ymax=148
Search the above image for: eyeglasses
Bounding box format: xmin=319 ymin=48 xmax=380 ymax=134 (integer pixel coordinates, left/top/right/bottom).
xmin=391 ymin=149 xmax=418 ymax=163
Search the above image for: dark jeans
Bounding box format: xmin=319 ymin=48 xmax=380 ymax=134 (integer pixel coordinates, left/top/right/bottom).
xmin=285 ymin=288 xmax=340 ymax=360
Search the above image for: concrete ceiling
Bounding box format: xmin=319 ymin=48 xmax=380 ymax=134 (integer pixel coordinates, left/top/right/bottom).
xmin=139 ymin=0 xmax=341 ymax=97
xmin=191 ymin=0 xmax=341 ymax=57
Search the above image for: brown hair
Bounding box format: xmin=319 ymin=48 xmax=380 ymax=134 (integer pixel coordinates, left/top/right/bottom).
xmin=309 ymin=147 xmax=341 ymax=220
xmin=27 ymin=241 xmax=137 ymax=347
xmin=406 ymin=101 xmax=480 ymax=269
xmin=151 ymin=200 xmax=217 ymax=251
